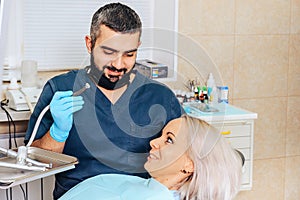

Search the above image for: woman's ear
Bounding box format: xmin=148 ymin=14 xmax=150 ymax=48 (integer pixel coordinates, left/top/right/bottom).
xmin=184 ymin=157 xmax=194 ymax=174
xmin=85 ymin=35 xmax=92 ymax=54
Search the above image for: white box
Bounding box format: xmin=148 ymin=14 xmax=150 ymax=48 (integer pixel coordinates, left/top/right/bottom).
xmin=135 ymin=59 xmax=168 ymax=79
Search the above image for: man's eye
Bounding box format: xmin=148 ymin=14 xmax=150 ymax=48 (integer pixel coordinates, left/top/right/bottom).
xmin=103 ymin=49 xmax=115 ymax=55
xmin=166 ymin=137 xmax=173 ymax=144
xmin=124 ymin=53 xmax=134 ymax=57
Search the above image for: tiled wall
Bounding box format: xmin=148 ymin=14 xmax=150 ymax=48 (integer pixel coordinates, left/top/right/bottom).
xmin=177 ymin=0 xmax=300 ymax=199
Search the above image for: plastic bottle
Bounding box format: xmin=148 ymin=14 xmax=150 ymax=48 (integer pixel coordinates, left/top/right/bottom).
xmin=189 ymin=92 xmax=195 ymax=101
xmin=210 ymin=86 xmax=218 ymax=105
xmin=194 ymin=87 xmax=199 ymax=101
xmin=176 ymin=90 xmax=184 ymax=104
xmin=206 ymin=73 xmax=218 ymax=105
xmin=217 ymin=86 xmax=229 ymax=103
xmin=203 ymin=90 xmax=209 ymax=104
xmin=206 ymin=73 xmax=216 ymax=96
xmin=199 ymin=88 xmax=204 ymax=103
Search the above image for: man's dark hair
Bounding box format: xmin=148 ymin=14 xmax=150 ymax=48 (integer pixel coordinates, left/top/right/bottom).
xmin=90 ymin=3 xmax=142 ymax=49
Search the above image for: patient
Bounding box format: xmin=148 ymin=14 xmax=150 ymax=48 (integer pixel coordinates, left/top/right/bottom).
xmin=59 ymin=115 xmax=242 ymax=200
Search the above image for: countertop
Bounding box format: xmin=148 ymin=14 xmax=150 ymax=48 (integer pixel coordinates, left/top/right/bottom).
xmin=183 ymin=102 xmax=258 ymax=122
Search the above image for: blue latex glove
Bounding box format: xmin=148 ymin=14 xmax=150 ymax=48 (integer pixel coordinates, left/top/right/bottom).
xmin=49 ymin=91 xmax=84 ymax=142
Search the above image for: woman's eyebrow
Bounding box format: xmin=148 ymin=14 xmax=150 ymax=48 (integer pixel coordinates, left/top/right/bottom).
xmin=166 ymin=132 xmax=176 ymax=138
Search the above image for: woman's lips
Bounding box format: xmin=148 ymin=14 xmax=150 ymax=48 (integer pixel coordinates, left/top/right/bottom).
xmin=147 ymin=152 xmax=159 ymax=161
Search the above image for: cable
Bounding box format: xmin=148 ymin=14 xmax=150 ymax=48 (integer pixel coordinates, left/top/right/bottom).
xmin=5 ymin=189 xmax=9 ymax=200
xmin=1 ymin=101 xmax=17 ymax=148
xmin=1 ymin=99 xmax=22 ymax=200
xmin=19 ymin=184 xmax=27 ymax=200
xmin=26 ymin=105 xmax=50 ymax=147
xmin=25 ymin=183 xmax=28 ymax=200
xmin=1 ymin=101 xmax=12 ymax=148
xmin=1 ymin=99 xmax=17 ymax=148
xmin=40 ymin=178 xmax=44 ymax=200
xmin=19 ymin=89 xmax=34 ymax=114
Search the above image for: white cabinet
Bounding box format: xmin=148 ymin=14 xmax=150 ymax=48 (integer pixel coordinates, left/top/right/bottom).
xmin=183 ymin=103 xmax=257 ymax=190
xmin=211 ymin=120 xmax=254 ymax=190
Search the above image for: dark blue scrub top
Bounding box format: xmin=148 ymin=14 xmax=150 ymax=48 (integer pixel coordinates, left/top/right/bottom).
xmin=24 ymin=68 xmax=183 ymax=199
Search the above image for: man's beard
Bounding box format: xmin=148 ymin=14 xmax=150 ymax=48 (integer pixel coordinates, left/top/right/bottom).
xmin=86 ymin=54 xmax=134 ymax=90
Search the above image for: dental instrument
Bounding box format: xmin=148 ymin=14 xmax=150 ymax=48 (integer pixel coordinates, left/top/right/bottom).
xmin=26 ymin=83 xmax=90 ymax=147
xmin=73 ymin=83 xmax=90 ymax=96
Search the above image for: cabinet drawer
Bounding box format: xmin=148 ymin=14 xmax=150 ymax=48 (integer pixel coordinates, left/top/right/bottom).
xmin=212 ymin=123 xmax=251 ymax=137
xmin=226 ymin=137 xmax=250 ymax=149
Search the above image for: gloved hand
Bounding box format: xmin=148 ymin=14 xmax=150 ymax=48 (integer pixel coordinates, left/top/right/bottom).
xmin=49 ymin=91 xmax=84 ymax=142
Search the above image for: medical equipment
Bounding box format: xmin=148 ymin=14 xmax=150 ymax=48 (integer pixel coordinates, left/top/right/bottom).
xmin=135 ymin=59 xmax=168 ymax=79
xmin=73 ymin=83 xmax=90 ymax=96
xmin=0 ymin=146 xmax=78 ymax=189
xmin=6 ymin=87 xmax=42 ymax=112
xmin=0 ymin=146 xmax=51 ymax=171
xmin=0 ymin=83 xmax=90 ymax=188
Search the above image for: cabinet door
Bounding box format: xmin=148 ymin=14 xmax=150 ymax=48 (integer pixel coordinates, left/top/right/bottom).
xmin=241 ymin=160 xmax=251 ymax=185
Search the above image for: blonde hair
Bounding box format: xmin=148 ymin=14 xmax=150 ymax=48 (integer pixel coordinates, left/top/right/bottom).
xmin=178 ymin=115 xmax=242 ymax=200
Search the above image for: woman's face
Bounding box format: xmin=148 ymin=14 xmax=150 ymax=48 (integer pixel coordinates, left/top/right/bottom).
xmin=144 ymin=118 xmax=193 ymax=178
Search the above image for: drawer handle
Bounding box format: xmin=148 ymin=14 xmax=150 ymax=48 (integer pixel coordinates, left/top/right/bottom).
xmin=221 ymin=130 xmax=231 ymax=135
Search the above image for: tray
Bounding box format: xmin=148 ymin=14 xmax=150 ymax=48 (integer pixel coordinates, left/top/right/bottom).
xmin=183 ymin=102 xmax=219 ymax=114
xmin=0 ymin=147 xmax=78 ymax=189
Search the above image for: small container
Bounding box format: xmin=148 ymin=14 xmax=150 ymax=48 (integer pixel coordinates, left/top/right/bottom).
xmin=203 ymin=90 xmax=209 ymax=104
xmin=194 ymin=87 xmax=199 ymax=101
xmin=176 ymin=90 xmax=184 ymax=104
xmin=185 ymin=92 xmax=191 ymax=102
xmin=217 ymin=86 xmax=229 ymax=103
xmin=189 ymin=92 xmax=195 ymax=102
xmin=199 ymin=89 xmax=204 ymax=103
xmin=21 ymin=60 xmax=38 ymax=88
xmin=209 ymin=86 xmax=218 ymax=105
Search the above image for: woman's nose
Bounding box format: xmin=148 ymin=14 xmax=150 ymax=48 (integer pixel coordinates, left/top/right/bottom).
xmin=150 ymin=138 xmax=161 ymax=149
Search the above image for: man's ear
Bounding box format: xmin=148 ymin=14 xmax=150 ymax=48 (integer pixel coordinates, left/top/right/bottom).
xmin=85 ymin=35 xmax=92 ymax=53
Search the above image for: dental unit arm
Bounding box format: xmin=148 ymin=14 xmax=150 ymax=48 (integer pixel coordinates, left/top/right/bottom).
xmin=0 ymin=146 xmax=51 ymax=171
xmin=0 ymin=103 xmax=52 ymax=171
xmin=0 ymin=83 xmax=90 ymax=172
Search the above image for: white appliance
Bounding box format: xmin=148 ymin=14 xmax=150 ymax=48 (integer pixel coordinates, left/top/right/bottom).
xmin=5 ymin=87 xmax=42 ymax=111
